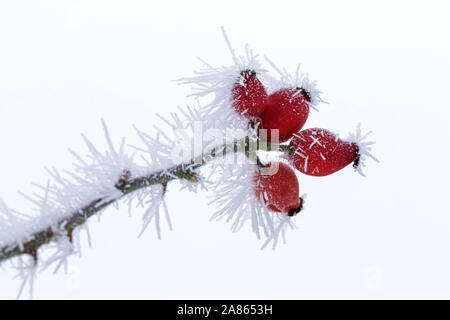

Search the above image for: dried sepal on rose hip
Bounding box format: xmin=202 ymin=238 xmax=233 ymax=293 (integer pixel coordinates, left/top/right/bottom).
xmin=259 ymin=87 xmax=311 ymax=143
xmin=231 ymin=70 xmax=268 ymax=117
xmin=289 ymin=125 xmax=378 ymax=177
xmin=254 ymin=161 xmax=303 ymax=216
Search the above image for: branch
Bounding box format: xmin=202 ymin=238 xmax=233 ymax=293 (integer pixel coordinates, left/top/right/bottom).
xmin=0 ymin=135 xmax=291 ymax=264
xmin=0 ymin=164 xmax=199 ymax=264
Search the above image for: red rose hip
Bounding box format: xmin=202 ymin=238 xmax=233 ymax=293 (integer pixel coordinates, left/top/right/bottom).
xmin=259 ymin=88 xmax=310 ymax=143
xmin=231 ymin=70 xmax=267 ymax=117
xmin=289 ymin=126 xmax=378 ymax=176
xmin=254 ymin=162 xmax=303 ymax=216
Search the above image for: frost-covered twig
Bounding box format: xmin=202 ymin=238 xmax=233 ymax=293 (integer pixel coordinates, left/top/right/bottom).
xmin=0 ymin=135 xmax=292 ymax=265
xmin=0 ymin=164 xmax=198 ymax=264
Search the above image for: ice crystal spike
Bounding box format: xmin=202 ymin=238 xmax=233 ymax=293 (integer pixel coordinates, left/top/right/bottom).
xmin=347 ymin=123 xmax=379 ymax=177
xmin=176 ymin=29 xmax=266 ymax=134
xmin=264 ymin=56 xmax=325 ymax=110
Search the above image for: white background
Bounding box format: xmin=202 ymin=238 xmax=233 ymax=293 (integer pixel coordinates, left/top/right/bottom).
xmin=1 ymin=0 xmax=450 ymax=299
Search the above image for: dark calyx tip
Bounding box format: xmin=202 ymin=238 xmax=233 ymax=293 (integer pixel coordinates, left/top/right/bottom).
xmin=295 ymin=87 xmax=312 ymax=102
xmin=240 ymin=69 xmax=256 ymax=76
xmin=287 ymin=197 xmax=304 ymax=217
xmin=352 ymin=145 xmax=361 ymax=169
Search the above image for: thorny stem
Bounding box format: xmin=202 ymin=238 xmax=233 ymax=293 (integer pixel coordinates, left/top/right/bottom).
xmin=0 ymin=137 xmax=291 ymax=264
xmin=0 ymin=165 xmax=199 ymax=264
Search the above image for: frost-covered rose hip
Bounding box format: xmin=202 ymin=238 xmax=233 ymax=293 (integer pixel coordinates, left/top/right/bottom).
xmin=231 ymin=70 xmax=268 ymax=117
xmin=254 ymin=162 xmax=303 ymax=216
xmin=259 ymin=88 xmax=310 ymax=143
xmin=289 ymin=126 xmax=378 ymax=176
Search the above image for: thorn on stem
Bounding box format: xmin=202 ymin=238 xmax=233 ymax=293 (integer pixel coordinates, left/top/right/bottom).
xmin=25 ymin=247 xmax=38 ymax=265
xmin=67 ymin=229 xmax=73 ymax=243
xmin=161 ymin=182 xmax=168 ymax=196
xmin=185 ymin=171 xmax=199 ymax=183
xmin=115 ymin=169 xmax=132 ymax=191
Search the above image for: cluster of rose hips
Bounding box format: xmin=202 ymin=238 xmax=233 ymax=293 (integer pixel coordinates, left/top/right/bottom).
xmin=231 ymin=70 xmax=368 ymax=217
